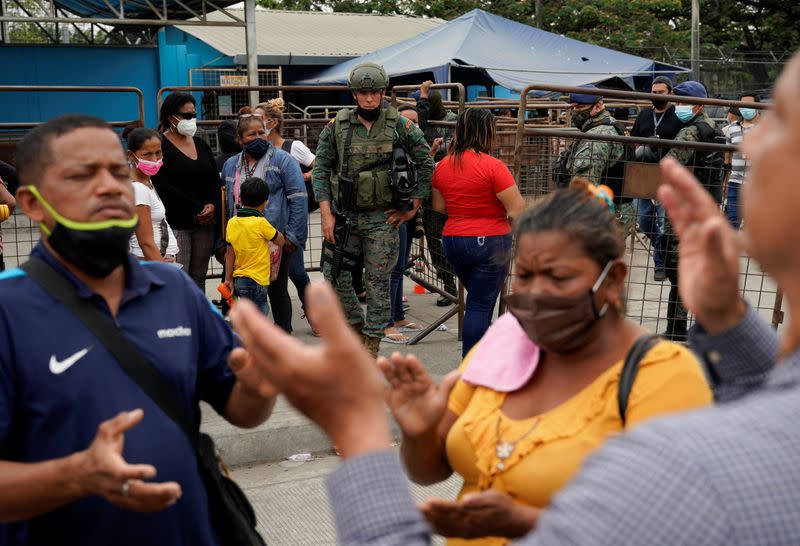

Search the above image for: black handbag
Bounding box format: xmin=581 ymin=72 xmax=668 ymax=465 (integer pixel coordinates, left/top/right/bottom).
xmin=21 ymin=258 xmax=267 ymax=546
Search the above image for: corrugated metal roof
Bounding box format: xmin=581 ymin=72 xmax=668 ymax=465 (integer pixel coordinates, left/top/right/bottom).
xmin=176 ymin=9 xmax=443 ymax=58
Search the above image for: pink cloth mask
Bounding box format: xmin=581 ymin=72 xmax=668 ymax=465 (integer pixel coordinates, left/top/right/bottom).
xmin=136 ymin=156 xmax=163 ymax=177
xmin=461 ymin=312 xmax=540 ymax=392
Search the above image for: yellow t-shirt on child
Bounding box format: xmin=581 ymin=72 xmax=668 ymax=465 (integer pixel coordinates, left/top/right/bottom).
xmin=226 ymin=215 xmax=278 ymax=286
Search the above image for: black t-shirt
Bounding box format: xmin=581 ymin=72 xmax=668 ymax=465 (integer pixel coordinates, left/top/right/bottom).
xmin=631 ymin=105 xmax=683 ymax=140
xmin=152 ymin=136 xmax=222 ymax=230
xmin=630 ymin=105 xmax=683 ymax=162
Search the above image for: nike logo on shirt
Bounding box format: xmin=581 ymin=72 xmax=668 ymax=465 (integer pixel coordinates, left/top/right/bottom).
xmin=49 ymin=347 xmax=91 ymax=375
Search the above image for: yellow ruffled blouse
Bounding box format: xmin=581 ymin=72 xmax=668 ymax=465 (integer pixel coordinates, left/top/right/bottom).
xmin=444 ymin=340 xmax=713 ymax=546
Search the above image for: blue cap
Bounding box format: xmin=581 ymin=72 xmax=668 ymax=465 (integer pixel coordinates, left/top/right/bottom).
xmin=569 ymin=85 xmax=600 ymax=105
xmin=673 ymin=81 xmax=707 ymax=99
xmin=410 ymin=90 xmax=421 ymax=100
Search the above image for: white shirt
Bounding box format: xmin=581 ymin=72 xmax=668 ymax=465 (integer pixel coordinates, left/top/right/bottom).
xmin=288 ymin=140 xmax=315 ymax=167
xmin=130 ymin=181 xmax=179 ymax=258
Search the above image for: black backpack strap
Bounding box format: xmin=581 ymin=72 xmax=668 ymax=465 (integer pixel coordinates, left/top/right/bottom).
xmin=20 ymin=258 xmax=198 ymax=448
xmin=281 ymin=138 xmax=294 ymax=154
xmin=618 ymin=334 xmax=662 ymax=427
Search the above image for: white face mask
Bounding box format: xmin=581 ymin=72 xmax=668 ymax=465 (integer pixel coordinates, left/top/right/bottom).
xmin=264 ymin=127 xmax=272 ymax=137
xmin=175 ymin=118 xmax=197 ymax=138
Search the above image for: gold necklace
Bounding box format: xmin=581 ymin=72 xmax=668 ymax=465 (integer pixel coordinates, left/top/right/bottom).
xmin=494 ymin=414 xmax=541 ymax=472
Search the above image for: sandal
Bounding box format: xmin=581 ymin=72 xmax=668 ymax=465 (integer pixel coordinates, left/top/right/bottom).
xmin=395 ymin=321 xmax=423 ymax=332
xmin=382 ymin=330 xmax=409 ymax=344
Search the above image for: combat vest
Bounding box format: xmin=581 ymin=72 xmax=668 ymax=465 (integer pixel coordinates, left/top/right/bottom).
xmin=687 ymin=115 xmax=726 ymax=204
xmin=332 ymin=107 xmax=399 ymax=211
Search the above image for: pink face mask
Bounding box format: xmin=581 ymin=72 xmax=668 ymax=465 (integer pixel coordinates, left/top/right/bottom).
xmin=136 ymin=156 xmax=163 ymax=177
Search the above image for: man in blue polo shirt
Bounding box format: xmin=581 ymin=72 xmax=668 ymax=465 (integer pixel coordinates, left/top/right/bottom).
xmin=0 ymin=115 xmax=277 ymax=545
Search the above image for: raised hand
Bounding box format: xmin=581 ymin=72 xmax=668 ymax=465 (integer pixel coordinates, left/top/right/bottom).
xmin=658 ymin=157 xmax=746 ymax=333
xmin=377 ymin=353 xmax=459 ymax=438
xmin=230 ymin=282 xmax=392 ymax=458
xmin=80 ymin=410 xmax=182 ymax=512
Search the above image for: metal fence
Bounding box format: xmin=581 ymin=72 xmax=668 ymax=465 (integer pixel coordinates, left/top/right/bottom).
xmin=0 ymin=83 xmax=783 ymax=343
xmin=188 ymin=68 xmax=282 ymax=121
xmin=502 ymin=85 xmax=780 ymax=333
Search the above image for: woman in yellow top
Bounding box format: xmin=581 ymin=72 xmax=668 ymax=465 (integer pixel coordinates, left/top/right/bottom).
xmin=378 ymin=183 xmax=713 ymax=545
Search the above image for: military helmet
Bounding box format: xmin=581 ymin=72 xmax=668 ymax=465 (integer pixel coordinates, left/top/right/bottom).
xmin=348 ymin=62 xmax=389 ymax=91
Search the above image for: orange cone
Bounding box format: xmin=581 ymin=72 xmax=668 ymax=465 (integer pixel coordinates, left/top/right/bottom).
xmin=414 ymin=284 xmax=427 ymax=294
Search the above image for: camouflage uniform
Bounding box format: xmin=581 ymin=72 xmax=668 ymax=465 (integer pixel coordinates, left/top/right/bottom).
xmin=566 ymin=110 xmax=635 ymax=229
xmin=660 ymin=111 xmax=717 ymax=340
xmin=313 ymin=108 xmax=433 ymax=349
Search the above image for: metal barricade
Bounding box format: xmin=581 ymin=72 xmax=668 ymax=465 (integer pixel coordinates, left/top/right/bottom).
xmin=0 ymin=85 xmax=146 ymax=271
xmin=389 ymin=84 xmax=466 ymax=344
xmin=505 ymin=85 xmax=780 ymax=332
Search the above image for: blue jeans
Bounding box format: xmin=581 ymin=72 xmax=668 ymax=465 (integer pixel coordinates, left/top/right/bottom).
xmin=288 ymin=249 xmax=311 ymax=313
xmin=234 ymin=276 xmax=270 ymax=317
xmin=726 ymin=182 xmax=742 ymax=229
xmin=390 ymin=223 xmax=413 ymax=324
xmin=635 ymin=199 xmax=665 ymax=270
xmin=443 ymin=234 xmax=513 ymax=357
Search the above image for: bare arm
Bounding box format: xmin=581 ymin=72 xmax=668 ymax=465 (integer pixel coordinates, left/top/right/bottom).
xmin=133 ymin=205 xmax=163 ymax=262
xmin=224 ymin=245 xmax=235 ymax=288
xmin=496 ymin=184 xmax=525 ymax=219
xmin=303 ymin=160 xmax=316 ymax=182
xmin=272 ymin=231 xmax=286 ymax=247
xmin=224 ymin=350 xmax=278 ymax=429
xmin=400 ymin=410 xmax=458 ymax=485
xmin=378 ymin=353 xmax=461 ymax=485
xmin=431 ymin=188 xmax=446 ymax=214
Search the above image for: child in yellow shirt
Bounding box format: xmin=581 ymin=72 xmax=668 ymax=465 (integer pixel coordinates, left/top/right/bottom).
xmin=224 ymin=176 xmax=284 ymax=316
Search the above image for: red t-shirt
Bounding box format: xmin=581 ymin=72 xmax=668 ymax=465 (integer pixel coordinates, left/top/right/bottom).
xmin=432 ymin=151 xmax=516 ymax=236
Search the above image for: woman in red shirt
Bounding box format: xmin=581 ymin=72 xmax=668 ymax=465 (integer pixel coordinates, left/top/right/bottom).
xmin=432 ymin=109 xmax=525 ymax=356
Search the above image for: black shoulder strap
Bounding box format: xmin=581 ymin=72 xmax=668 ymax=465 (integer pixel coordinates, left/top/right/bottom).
xmin=693 ymin=120 xmax=715 ymax=142
xmin=281 ymin=138 xmax=294 ymax=154
xmin=340 ymin=123 xmax=356 ymax=179
xmin=617 ymin=334 xmax=661 ymax=427
xmin=20 ymin=258 xmax=199 ymax=449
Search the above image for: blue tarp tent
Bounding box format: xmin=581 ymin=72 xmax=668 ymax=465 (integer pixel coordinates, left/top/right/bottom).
xmin=298 ymin=9 xmax=687 ymax=91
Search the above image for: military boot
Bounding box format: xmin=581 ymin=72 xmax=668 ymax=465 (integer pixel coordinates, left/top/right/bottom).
xmin=362 ymin=335 xmax=381 ymax=359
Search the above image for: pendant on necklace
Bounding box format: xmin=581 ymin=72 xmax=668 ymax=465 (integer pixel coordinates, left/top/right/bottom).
xmin=496 ymin=441 xmax=514 ymax=470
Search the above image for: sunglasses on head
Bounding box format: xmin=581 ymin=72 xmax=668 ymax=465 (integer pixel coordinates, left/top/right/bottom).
xmin=238 ymin=113 xmax=264 ymax=119
xmin=175 ymin=112 xmax=197 ymax=120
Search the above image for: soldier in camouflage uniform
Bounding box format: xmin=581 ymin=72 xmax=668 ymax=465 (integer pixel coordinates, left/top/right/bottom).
xmin=312 ymin=62 xmax=434 ymax=357
xmin=662 ymin=80 xmax=722 ymax=341
xmin=565 ymin=87 xmax=635 ymax=231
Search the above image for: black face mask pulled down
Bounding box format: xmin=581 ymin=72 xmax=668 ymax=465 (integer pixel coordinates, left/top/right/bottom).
xmin=29 ymin=186 xmax=138 ymax=278
xmin=503 ymin=261 xmax=613 ymax=354
xmin=356 ymin=106 xmax=382 ymax=122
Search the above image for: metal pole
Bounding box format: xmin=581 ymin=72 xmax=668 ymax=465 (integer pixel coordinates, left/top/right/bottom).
xmin=691 ymin=0 xmax=700 ymax=80
xmin=244 ymin=0 xmax=259 ymax=108
xmin=535 ymin=0 xmax=543 ymax=28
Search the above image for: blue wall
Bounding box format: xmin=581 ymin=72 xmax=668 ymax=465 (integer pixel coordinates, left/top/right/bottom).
xmin=158 ymin=28 xmax=235 ymax=121
xmin=0 ymin=45 xmax=161 ymax=128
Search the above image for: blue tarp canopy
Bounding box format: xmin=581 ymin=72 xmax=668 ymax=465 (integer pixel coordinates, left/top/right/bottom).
xmin=298 ymin=9 xmax=688 ymax=91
